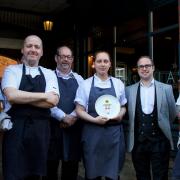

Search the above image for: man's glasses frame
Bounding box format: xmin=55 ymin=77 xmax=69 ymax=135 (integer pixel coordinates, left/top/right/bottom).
xmin=137 ymin=64 xmax=153 ymax=70
xmin=57 ymin=54 xmax=73 ymax=61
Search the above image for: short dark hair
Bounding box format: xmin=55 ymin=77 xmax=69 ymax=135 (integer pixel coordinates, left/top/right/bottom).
xmin=94 ymin=50 xmax=111 ymax=62
xmin=137 ymin=56 xmax=154 ymax=66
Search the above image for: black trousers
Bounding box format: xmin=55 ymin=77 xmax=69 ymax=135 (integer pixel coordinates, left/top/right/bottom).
xmin=172 ymin=149 xmax=180 ymax=179
xmin=43 ymin=160 xmax=79 ymax=180
xmin=132 ymin=140 xmax=170 ymax=180
xmin=24 ymin=176 xmax=40 ymax=180
xmin=85 ymin=176 xmax=120 ymax=180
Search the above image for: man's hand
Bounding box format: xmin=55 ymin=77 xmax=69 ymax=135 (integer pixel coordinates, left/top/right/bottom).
xmin=59 ymin=122 xmax=69 ymax=128
xmin=177 ymin=112 xmax=180 ymax=120
xmin=177 ymin=132 xmax=180 ymax=149
xmin=62 ymin=114 xmax=77 ymax=127
xmin=45 ymin=91 xmax=59 ymax=107
xmin=0 ymin=112 xmax=13 ymax=131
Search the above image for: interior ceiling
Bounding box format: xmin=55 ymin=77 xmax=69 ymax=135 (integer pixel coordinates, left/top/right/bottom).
xmin=0 ymin=0 xmax=150 ymax=23
xmin=0 ymin=0 xmax=70 ymax=14
xmin=0 ymin=0 xmax=175 ymax=25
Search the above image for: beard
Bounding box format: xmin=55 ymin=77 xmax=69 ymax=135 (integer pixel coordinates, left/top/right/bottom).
xmin=24 ymin=58 xmax=39 ymax=67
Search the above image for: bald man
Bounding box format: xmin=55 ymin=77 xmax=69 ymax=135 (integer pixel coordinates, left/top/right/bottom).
xmin=1 ymin=35 xmax=59 ymax=180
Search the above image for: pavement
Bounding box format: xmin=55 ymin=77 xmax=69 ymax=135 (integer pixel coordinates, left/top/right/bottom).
xmin=0 ymin=131 xmax=175 ymax=180
xmin=77 ymin=152 xmax=174 ymax=180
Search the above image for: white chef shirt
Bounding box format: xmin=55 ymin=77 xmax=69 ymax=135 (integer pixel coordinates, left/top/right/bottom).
xmin=50 ymin=69 xmax=84 ymax=121
xmin=75 ymin=74 xmax=127 ymax=111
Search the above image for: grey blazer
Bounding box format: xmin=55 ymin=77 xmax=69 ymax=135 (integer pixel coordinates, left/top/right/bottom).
xmin=125 ymin=80 xmax=176 ymax=152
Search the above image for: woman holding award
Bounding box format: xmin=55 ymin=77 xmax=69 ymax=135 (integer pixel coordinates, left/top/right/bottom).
xmin=75 ymin=51 xmax=127 ymax=180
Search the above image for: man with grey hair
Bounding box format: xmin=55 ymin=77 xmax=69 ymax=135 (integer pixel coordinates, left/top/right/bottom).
xmin=44 ymin=46 xmax=84 ymax=180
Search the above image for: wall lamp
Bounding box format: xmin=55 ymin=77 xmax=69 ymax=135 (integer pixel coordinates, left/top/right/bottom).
xmin=43 ymin=20 xmax=53 ymax=31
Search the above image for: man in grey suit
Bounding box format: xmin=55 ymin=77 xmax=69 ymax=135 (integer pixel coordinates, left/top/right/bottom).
xmin=125 ymin=56 xmax=176 ymax=180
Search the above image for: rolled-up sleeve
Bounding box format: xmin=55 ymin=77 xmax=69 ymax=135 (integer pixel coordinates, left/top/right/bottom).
xmin=74 ymin=84 xmax=87 ymax=108
xmin=51 ymin=107 xmax=65 ymax=121
xmin=44 ymin=69 xmax=59 ymax=96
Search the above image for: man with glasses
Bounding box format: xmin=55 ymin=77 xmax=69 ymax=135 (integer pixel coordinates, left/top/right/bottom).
xmin=125 ymin=56 xmax=176 ymax=180
xmin=43 ymin=46 xmax=84 ymax=180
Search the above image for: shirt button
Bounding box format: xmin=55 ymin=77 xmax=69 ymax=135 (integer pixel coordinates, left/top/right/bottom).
xmin=152 ymin=132 xmax=155 ymax=135
xmin=151 ymin=114 xmax=153 ymax=117
xmin=152 ymin=123 xmax=154 ymax=126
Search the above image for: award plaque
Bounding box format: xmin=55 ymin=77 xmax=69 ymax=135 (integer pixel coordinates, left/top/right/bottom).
xmin=95 ymin=94 xmax=121 ymax=119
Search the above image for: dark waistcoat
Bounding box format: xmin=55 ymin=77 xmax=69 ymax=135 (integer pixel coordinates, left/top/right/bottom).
xmin=135 ymin=85 xmax=165 ymax=142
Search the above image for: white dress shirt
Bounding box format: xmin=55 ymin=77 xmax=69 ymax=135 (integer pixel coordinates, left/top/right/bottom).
xmin=176 ymin=92 xmax=180 ymax=105
xmin=140 ymin=79 xmax=155 ymax=114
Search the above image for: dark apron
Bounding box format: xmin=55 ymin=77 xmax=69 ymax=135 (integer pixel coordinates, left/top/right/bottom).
xmin=82 ymin=77 xmax=125 ymax=180
xmin=2 ymin=64 xmax=51 ymax=180
xmin=48 ymin=73 xmax=82 ymax=161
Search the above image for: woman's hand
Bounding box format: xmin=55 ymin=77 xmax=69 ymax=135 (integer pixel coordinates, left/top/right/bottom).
xmin=94 ymin=116 xmax=109 ymax=125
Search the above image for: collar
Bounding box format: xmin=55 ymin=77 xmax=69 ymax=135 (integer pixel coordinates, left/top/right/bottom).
xmin=56 ymin=68 xmax=73 ymax=78
xmin=94 ymin=74 xmax=111 ymax=82
xmin=24 ymin=64 xmax=39 ymax=70
xmin=140 ymin=78 xmax=154 ymax=87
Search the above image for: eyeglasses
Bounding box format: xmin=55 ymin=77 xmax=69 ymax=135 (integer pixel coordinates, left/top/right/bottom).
xmin=57 ymin=54 xmax=73 ymax=60
xmin=137 ymin=64 xmax=153 ymax=70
